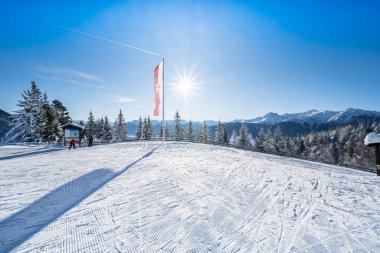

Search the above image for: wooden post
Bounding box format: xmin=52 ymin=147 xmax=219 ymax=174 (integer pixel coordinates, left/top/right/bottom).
xmin=376 ymin=145 xmax=380 ymax=176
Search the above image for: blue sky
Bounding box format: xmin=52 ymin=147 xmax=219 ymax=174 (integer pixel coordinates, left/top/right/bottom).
xmin=1 ymin=1 xmax=380 ymax=122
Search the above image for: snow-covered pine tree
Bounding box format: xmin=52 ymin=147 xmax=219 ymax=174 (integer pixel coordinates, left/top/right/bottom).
xmin=136 ymin=116 xmax=143 ymax=140
xmin=145 ymin=116 xmax=153 ymax=140
xmin=174 ymin=110 xmax=184 ymax=140
xmin=229 ymin=129 xmax=238 ymax=146
xmin=79 ymin=120 xmax=85 ymax=142
xmin=330 ymin=140 xmax=339 ymax=164
xmin=4 ymin=81 xmax=43 ymax=142
xmin=188 ymin=120 xmax=194 ymax=141
xmin=263 ymin=128 xmax=274 ymax=153
xmin=344 ymin=134 xmax=356 ymax=160
xmin=223 ymin=122 xmax=228 ymax=144
xmin=214 ymin=120 xmax=223 ymax=144
xmin=297 ymin=138 xmax=306 ymax=157
xmin=273 ymin=125 xmax=284 ymax=154
xmin=113 ymin=109 xmax=127 ymax=142
xmin=253 ymin=127 xmax=265 ymax=152
xmin=141 ymin=117 xmax=147 ymax=140
xmin=238 ymin=124 xmax=252 ymax=148
xmin=102 ymin=116 xmax=112 ymax=143
xmin=95 ymin=117 xmax=104 ymax=141
xmin=86 ymin=111 xmax=96 ymax=137
xmin=51 ymin=99 xmax=71 ymax=141
xmin=198 ymin=121 xmax=210 ymax=143
xmin=159 ymin=121 xmax=169 ymax=139
xmin=159 ymin=121 xmax=163 ymax=137
xmin=51 ymin=99 xmax=71 ymax=126
xmin=40 ymin=93 xmax=55 ymax=141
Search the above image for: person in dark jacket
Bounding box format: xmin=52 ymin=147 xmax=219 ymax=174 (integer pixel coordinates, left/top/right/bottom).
xmin=69 ymin=139 xmax=76 ymax=150
xmin=88 ymin=134 xmax=93 ymax=147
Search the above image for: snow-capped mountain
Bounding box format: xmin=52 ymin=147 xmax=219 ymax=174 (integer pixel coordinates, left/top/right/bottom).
xmin=241 ymin=108 xmax=380 ymax=125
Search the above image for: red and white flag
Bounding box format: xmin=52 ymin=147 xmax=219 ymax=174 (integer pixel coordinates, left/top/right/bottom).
xmin=154 ymin=61 xmax=163 ymax=117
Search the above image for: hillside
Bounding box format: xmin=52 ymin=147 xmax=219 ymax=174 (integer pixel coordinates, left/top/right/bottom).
xmin=0 ymin=142 xmax=379 ymax=252
xmin=0 ymin=109 xmax=11 ymax=139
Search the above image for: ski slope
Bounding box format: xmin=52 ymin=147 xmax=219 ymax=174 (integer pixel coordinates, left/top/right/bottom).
xmin=0 ymin=142 xmax=379 ymax=252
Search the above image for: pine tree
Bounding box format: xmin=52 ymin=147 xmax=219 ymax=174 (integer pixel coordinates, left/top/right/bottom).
xmin=330 ymin=141 xmax=339 ymax=164
xmin=145 ymin=116 xmax=153 ymax=140
xmin=253 ymin=127 xmax=265 ymax=152
xmin=40 ymin=93 xmax=55 ymax=141
xmin=4 ymin=81 xmax=43 ymax=142
xmin=51 ymin=99 xmax=71 ymax=126
xmin=136 ymin=116 xmax=143 ymax=140
xmin=95 ymin=117 xmax=104 ymax=141
xmin=238 ymin=124 xmax=251 ymax=148
xmin=103 ymin=116 xmax=112 ymax=143
xmin=188 ymin=120 xmax=194 ymax=141
xmin=79 ymin=120 xmax=85 ymax=142
xmin=263 ymin=128 xmax=274 ymax=153
xmin=198 ymin=121 xmax=210 ymax=143
xmin=113 ymin=109 xmax=127 ymax=142
xmin=229 ymin=129 xmax=238 ymax=146
xmin=214 ymin=120 xmax=223 ymax=144
xmin=223 ymin=122 xmax=228 ymax=144
xmin=297 ymin=138 xmax=306 ymax=157
xmin=273 ymin=125 xmax=284 ymax=154
xmin=165 ymin=122 xmax=169 ymax=138
xmin=345 ymin=134 xmax=356 ymax=159
xmin=174 ymin=110 xmax=184 ymax=140
xmin=142 ymin=117 xmax=147 ymax=140
xmin=86 ymin=111 xmax=96 ymax=137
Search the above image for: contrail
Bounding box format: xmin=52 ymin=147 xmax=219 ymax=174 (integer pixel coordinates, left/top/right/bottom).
xmin=46 ymin=22 xmax=164 ymax=58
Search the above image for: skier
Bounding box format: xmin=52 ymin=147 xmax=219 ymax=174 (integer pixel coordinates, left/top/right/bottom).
xmin=69 ymin=139 xmax=76 ymax=150
xmin=88 ymin=134 xmax=93 ymax=147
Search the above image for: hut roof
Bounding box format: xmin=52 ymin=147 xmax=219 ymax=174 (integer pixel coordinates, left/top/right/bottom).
xmin=61 ymin=123 xmax=86 ymax=130
xmin=364 ymin=132 xmax=380 ymax=146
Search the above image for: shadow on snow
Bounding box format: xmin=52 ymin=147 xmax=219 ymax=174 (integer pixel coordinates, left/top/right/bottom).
xmin=0 ymin=148 xmax=64 ymax=160
xmin=0 ymin=144 xmax=160 ymax=252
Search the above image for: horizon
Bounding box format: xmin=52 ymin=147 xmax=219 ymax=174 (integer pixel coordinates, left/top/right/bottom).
xmin=3 ymin=105 xmax=380 ymax=123
xmin=1 ymin=1 xmax=380 ymax=121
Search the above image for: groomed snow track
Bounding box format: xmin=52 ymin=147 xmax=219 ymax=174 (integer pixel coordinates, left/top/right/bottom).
xmin=0 ymin=142 xmax=379 ymax=252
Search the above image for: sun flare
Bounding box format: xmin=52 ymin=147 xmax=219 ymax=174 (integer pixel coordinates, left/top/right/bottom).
xmin=172 ymin=69 xmax=200 ymax=100
xmin=177 ymin=78 xmax=194 ymax=95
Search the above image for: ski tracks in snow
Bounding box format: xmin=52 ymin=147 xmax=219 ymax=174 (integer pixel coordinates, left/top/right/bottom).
xmin=0 ymin=142 xmax=379 ymax=252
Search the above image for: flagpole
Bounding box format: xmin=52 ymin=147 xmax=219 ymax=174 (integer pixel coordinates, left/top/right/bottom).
xmin=162 ymin=58 xmax=165 ymax=143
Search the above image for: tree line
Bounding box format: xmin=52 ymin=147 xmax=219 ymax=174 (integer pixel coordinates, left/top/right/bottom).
xmin=4 ymin=82 xmax=378 ymax=169
xmin=153 ymin=110 xmax=379 ymax=169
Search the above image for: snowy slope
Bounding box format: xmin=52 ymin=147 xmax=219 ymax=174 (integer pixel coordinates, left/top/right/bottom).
xmin=0 ymin=142 xmax=379 ymax=252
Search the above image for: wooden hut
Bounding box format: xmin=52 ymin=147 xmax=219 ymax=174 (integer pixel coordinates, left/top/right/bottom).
xmin=61 ymin=123 xmax=85 ymax=146
xmin=364 ymin=132 xmax=380 ymax=176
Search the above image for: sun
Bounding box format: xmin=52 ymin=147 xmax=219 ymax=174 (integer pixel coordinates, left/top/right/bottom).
xmin=177 ymin=77 xmax=194 ymax=95
xmin=173 ymin=71 xmax=199 ymax=99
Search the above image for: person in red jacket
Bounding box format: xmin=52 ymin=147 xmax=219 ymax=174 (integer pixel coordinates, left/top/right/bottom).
xmin=69 ymin=139 xmax=76 ymax=150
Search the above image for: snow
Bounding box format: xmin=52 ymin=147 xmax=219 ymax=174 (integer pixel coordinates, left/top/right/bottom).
xmin=61 ymin=123 xmax=85 ymax=130
xmin=0 ymin=142 xmax=379 ymax=252
xmin=365 ymin=132 xmax=380 ymax=146
xmin=0 ymin=144 xmax=62 ymax=159
xmin=327 ymin=110 xmax=345 ymax=122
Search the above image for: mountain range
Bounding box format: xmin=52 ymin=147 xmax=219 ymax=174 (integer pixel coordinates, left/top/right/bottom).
xmin=234 ymin=108 xmax=380 ymax=125
xmin=126 ymin=108 xmax=380 ymax=138
xmin=2 ymin=108 xmax=380 ymax=140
